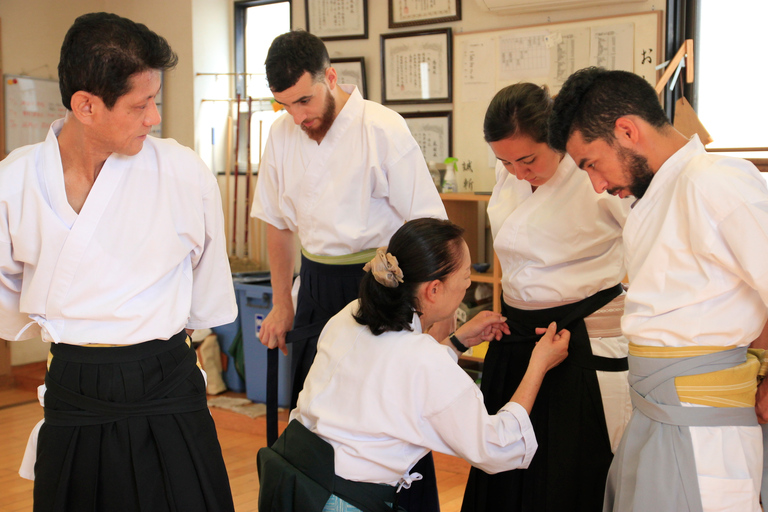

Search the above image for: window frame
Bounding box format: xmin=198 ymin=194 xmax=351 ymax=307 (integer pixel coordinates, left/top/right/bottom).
xmin=234 ymin=0 xmax=293 ymax=98
xmin=672 ymin=0 xmax=768 ymax=161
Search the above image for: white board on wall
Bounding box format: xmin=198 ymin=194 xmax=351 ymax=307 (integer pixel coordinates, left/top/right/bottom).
xmin=453 ymin=11 xmax=662 ymax=192
xmin=4 ymin=75 xmax=67 ymax=154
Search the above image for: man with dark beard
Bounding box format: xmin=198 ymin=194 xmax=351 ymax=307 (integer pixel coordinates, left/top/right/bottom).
xmin=250 ymin=30 xmax=446 ymax=512
xmin=549 ymin=66 xmax=768 ymax=512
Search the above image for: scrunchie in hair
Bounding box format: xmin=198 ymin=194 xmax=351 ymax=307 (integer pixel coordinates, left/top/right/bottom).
xmin=363 ymin=247 xmax=404 ymax=288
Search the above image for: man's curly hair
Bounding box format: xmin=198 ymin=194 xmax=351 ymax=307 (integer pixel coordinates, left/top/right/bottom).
xmin=548 ymin=67 xmax=670 ymax=152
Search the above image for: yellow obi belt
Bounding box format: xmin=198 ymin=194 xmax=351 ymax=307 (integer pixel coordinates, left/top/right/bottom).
xmin=629 ymin=343 xmax=768 ymax=408
xmin=301 ymin=247 xmax=377 ymax=266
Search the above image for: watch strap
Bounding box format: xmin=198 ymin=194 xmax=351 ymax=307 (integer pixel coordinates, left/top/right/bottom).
xmin=449 ymin=332 xmax=468 ymax=353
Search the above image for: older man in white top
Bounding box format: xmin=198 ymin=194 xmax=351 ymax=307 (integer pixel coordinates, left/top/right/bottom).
xmin=3 ymin=13 xmax=237 ymax=511
xmin=550 ymin=66 xmax=768 ymax=512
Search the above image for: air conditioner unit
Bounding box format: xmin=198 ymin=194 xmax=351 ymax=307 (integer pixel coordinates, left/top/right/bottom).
xmin=475 ymin=0 xmax=646 ymax=15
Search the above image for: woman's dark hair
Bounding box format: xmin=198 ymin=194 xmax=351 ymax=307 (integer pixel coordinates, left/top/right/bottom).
xmin=549 ymin=67 xmax=670 ymax=152
xmin=58 ymin=12 xmax=177 ymax=110
xmin=354 ymin=218 xmax=465 ymax=336
xmin=265 ymin=30 xmax=330 ymax=93
xmin=483 ymin=83 xmax=553 ymax=144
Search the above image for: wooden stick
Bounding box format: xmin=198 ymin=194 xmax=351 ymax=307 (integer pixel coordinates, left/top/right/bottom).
xmin=684 ymin=39 xmax=695 ymax=84
xmin=253 ymin=120 xmax=263 ymax=265
xmin=231 ymin=93 xmax=241 ymax=257
xmin=224 ymin=110 xmax=233 ymax=256
xmin=244 ymin=96 xmax=253 ymax=259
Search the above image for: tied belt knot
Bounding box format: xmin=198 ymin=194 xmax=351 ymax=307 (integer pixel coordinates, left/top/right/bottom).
xmin=44 ymin=332 xmax=208 ymax=427
xmin=605 ymin=345 xmax=761 ymax=512
xmin=628 ymin=346 xmax=758 ymax=427
xmin=500 ymin=284 xmax=628 ymax=373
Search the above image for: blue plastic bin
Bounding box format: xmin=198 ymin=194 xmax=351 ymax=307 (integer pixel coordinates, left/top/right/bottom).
xmin=234 ymin=275 xmax=292 ymax=407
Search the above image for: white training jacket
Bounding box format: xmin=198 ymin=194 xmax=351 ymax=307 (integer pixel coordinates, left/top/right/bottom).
xmin=0 ymin=119 xmax=237 ymax=345
xmin=251 ymin=85 xmax=446 ymax=256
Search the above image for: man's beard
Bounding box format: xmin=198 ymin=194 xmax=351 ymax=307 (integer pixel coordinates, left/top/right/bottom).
xmin=613 ymin=145 xmax=654 ymax=199
xmin=302 ymin=91 xmax=336 ymax=142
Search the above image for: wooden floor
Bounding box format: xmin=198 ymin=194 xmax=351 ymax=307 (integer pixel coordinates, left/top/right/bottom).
xmin=1 ymin=363 xmax=470 ymax=511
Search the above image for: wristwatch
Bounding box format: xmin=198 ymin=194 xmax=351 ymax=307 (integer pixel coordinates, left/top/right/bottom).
xmin=449 ymin=332 xmax=469 ymax=353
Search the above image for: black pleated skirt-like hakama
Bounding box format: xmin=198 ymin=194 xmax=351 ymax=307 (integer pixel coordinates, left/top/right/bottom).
xmin=33 ymin=331 xmax=234 ymax=512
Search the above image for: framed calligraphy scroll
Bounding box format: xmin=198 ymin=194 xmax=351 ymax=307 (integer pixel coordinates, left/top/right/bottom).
xmin=331 ymin=57 xmax=368 ymax=99
xmin=453 ymin=11 xmax=661 ymax=192
xmin=381 ymin=28 xmax=452 ymax=105
xmin=389 ymin=0 xmax=461 ymax=29
xmin=402 ymin=110 xmax=452 ymax=163
xmin=306 ymin=0 xmax=368 ymax=41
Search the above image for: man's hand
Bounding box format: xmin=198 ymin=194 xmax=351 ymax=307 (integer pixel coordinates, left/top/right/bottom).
xmin=261 ymin=224 xmax=296 ymax=356
xmin=258 ymin=304 xmax=294 ymax=356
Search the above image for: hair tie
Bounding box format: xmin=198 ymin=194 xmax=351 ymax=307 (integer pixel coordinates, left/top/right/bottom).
xmin=363 ymin=247 xmax=404 ymax=288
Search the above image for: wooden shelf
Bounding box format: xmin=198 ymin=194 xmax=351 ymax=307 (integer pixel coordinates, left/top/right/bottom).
xmin=440 ymin=194 xmax=502 ymax=317
xmin=439 ymin=192 xmax=492 ymax=202
xmin=458 ymin=355 xmax=484 ymax=372
xmin=470 ymin=270 xmax=495 ymax=283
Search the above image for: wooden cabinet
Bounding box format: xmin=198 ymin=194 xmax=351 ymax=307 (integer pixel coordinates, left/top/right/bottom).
xmin=441 ymin=192 xmax=499 ymax=364
xmin=440 ymin=192 xmax=501 ymax=314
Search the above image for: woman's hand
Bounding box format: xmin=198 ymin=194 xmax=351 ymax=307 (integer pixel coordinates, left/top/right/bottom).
xmin=531 ymin=322 xmax=570 ymax=373
xmin=452 ymin=311 xmax=511 ymax=349
xmin=509 ymin=323 xmax=570 ymax=414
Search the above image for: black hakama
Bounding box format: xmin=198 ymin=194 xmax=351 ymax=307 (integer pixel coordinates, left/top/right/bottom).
xmin=286 ymin=255 xmax=440 ymax=512
xmin=258 ymin=419 xmax=401 ymax=512
xmin=461 ymin=285 xmax=626 ymax=512
xmin=33 ymin=331 xmax=234 ymax=512
xmin=287 ymin=255 xmax=368 ymax=409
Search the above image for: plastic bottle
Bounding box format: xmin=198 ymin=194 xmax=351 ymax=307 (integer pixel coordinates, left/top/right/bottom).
xmin=442 ymin=157 xmax=458 ymax=193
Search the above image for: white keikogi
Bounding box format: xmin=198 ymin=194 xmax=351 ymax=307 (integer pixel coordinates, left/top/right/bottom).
xmin=487 ymin=154 xmax=632 ymax=450
xmin=291 ymin=300 xmax=538 ymax=485
xmin=613 ymin=135 xmax=767 ymax=512
xmin=251 ymin=84 xmax=447 ymax=255
xmin=0 ymin=119 xmax=237 ymax=345
xmin=5 ymin=119 xmax=237 ymax=480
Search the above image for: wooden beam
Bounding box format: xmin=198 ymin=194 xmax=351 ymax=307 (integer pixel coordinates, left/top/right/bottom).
xmin=655 ymin=39 xmax=695 ymax=95
xmin=0 ymin=18 xmax=10 ymax=387
xmin=0 ymin=18 xmax=5 ymax=159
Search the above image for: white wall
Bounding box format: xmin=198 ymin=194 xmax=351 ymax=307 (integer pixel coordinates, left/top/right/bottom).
xmin=0 ymin=0 xmax=102 ymax=79
xmin=291 ymin=0 xmax=664 ymax=113
xmin=105 ymin=0 xmax=197 ymax=146
xmin=0 ymin=0 xmax=201 ymax=148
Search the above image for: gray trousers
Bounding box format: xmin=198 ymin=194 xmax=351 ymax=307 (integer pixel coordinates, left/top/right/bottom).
xmin=604 ymin=346 xmax=759 ymax=512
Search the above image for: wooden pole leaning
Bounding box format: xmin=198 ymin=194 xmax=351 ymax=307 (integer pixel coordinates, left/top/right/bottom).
xmin=244 ymin=96 xmax=253 ymax=260
xmin=231 ymin=94 xmax=241 ymax=257
xmin=224 ymin=106 xmax=233 ymax=256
